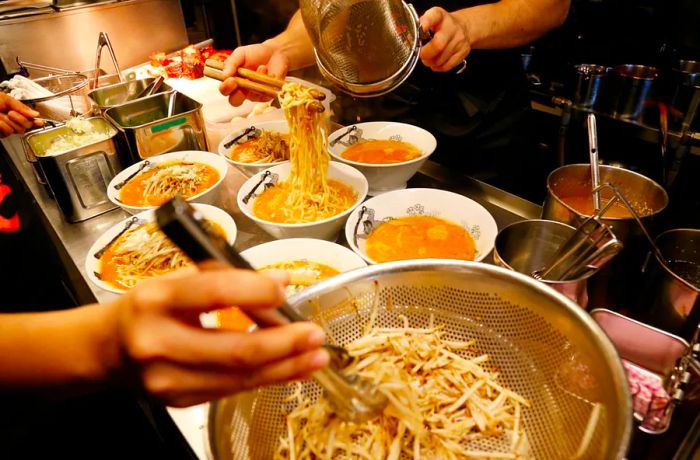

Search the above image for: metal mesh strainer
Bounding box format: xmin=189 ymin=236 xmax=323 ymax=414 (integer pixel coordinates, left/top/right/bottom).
xmin=300 ymin=0 xmax=422 ymax=97
xmin=206 ymin=261 xmax=632 ymax=460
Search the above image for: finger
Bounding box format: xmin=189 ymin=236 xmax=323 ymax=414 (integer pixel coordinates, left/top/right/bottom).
xmin=33 ymin=118 xmax=44 ymax=128
xmin=133 ymin=320 xmax=326 ymax=368
xmin=267 ymin=52 xmax=290 ymax=80
xmin=130 ymin=269 xmax=285 ymax=314
xmin=256 ymin=65 xmax=268 ymax=74
xmin=229 ymin=90 xmax=247 ymax=107
xmin=6 ymin=98 xmax=39 ymax=119
xmin=143 ymin=349 xmax=328 ymax=407
xmin=419 ymin=7 xmax=445 ymax=35
xmin=0 ymin=120 xmax=12 ymax=137
xmin=431 ymin=35 xmax=462 ymax=70
xmin=222 ymin=47 xmax=246 ymax=79
xmin=434 ymin=52 xmax=468 ymax=73
xmin=219 ymin=77 xmax=239 ymax=97
xmin=8 ymin=111 xmax=34 ymax=130
xmin=0 ymin=114 xmax=25 ymax=134
xmin=420 ymin=29 xmax=450 ymax=63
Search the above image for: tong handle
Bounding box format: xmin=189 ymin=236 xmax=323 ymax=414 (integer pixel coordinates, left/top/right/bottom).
xmin=155 ymin=196 xmax=306 ymax=324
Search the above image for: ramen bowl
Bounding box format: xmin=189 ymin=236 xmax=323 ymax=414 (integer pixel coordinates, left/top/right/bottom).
xmin=241 ymin=238 xmax=367 ymax=296
xmin=237 ymin=162 xmax=368 ymax=241
xmin=85 ymin=204 xmax=237 ymax=294
xmin=328 ymin=122 xmax=437 ymax=195
xmin=218 ymin=120 xmax=290 ymax=177
xmin=107 ymin=150 xmax=229 ymax=215
xmin=344 ymin=188 xmax=498 ymax=264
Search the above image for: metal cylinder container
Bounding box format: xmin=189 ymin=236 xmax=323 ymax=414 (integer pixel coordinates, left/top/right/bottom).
xmin=542 ymin=164 xmax=668 ymax=309
xmin=573 ymin=64 xmax=612 ymax=112
xmin=641 ymin=229 xmax=700 ymax=341
xmin=493 ymin=219 xmax=597 ymax=308
xmin=612 ymin=64 xmax=659 ymax=121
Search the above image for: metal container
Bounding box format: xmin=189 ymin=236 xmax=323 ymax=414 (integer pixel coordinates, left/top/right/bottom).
xmin=20 ymin=73 xmax=92 ymax=121
xmin=105 ymin=91 xmax=208 ymax=164
xmin=641 ymin=229 xmax=700 ymax=341
xmin=88 ymin=78 xmax=173 ymax=114
xmin=24 ymin=117 xmax=123 ymax=223
xmin=542 ymin=164 xmax=668 ymax=308
xmin=573 ymin=64 xmax=612 ymax=112
xmin=668 ymin=60 xmax=700 ymax=132
xmin=612 ymin=64 xmax=659 ymax=121
xmin=493 ymin=219 xmax=599 ymax=308
xmin=591 ymin=308 xmax=690 ymax=434
xmin=206 ymin=260 xmax=632 ymax=459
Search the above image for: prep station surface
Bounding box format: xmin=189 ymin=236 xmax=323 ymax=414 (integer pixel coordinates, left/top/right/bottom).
xmin=1 ymin=134 xmax=540 ymax=458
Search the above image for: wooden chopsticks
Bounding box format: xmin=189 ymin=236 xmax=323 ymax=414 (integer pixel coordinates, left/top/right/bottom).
xmin=204 ymin=59 xmax=284 ymax=97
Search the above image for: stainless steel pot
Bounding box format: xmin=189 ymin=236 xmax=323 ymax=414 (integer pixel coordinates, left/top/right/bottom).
xmin=642 ymin=229 xmax=700 ymax=341
xmin=612 ymin=64 xmax=659 ymax=121
xmin=105 ymin=91 xmax=208 ymax=164
xmin=542 ymin=164 xmax=668 ymax=309
xmin=668 ymin=60 xmax=700 ymax=132
xmin=493 ymin=219 xmax=597 ymax=308
xmin=573 ymin=64 xmax=612 ymax=111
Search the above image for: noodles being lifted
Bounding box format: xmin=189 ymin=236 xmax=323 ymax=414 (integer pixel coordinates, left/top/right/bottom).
xmin=275 ymin=314 xmax=530 ymax=459
xmin=253 ymin=83 xmax=357 ymax=224
xmin=120 ymin=161 xmax=220 ymax=207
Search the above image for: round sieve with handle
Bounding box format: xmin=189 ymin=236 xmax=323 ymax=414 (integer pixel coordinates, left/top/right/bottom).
xmin=206 ymin=260 xmax=632 ymax=460
xmin=300 ymin=0 xmax=464 ymax=97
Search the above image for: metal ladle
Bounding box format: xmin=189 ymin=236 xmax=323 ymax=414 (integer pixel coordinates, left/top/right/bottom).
xmin=588 ymin=113 xmax=602 ymax=211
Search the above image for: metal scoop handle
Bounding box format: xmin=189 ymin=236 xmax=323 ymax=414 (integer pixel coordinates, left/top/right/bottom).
xmin=155 ymin=196 xmax=387 ymax=421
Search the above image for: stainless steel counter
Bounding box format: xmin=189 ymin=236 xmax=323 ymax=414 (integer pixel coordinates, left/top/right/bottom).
xmin=1 ymin=135 xmax=540 ymax=307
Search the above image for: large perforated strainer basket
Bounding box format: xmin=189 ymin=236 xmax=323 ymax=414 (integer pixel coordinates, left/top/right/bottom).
xmin=300 ymin=0 xmax=423 ymax=97
xmin=206 ymin=260 xmax=632 ymax=460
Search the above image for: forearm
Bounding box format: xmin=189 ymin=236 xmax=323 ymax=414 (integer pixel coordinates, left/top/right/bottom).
xmin=0 ymin=304 xmax=118 ymax=390
xmin=264 ymin=10 xmax=315 ymax=71
xmin=457 ymin=0 xmax=570 ymax=50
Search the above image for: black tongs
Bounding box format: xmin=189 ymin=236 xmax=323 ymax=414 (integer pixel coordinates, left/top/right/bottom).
xmin=155 ymin=196 xmax=387 ymax=421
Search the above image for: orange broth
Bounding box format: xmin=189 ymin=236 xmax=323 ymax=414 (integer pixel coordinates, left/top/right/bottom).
xmin=366 ymin=215 xmax=475 ymax=263
xmin=341 ymin=139 xmax=422 ymax=164
xmin=119 ymin=161 xmax=220 ymax=207
xmin=559 ymin=194 xmax=649 ymax=218
xmin=252 ymin=180 xmax=356 ymax=224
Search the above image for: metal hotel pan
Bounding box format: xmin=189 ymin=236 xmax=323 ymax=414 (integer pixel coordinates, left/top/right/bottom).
xmin=105 ymin=91 xmax=208 ymax=164
xmin=24 ymin=117 xmax=123 ymax=223
xmin=88 ymin=77 xmax=173 ymax=114
xmin=206 ymin=261 xmax=632 ymax=460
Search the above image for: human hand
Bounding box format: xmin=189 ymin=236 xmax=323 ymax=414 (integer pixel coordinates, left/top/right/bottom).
xmin=0 ymin=93 xmax=43 ymax=138
xmin=419 ymin=7 xmax=472 ymax=72
xmin=219 ymin=42 xmax=290 ymax=107
xmin=104 ymin=267 xmax=329 ymax=407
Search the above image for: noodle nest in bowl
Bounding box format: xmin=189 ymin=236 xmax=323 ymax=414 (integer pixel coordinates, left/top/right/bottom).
xmin=108 ymin=150 xmax=228 ymax=214
xmin=85 ymin=204 xmax=236 ymax=294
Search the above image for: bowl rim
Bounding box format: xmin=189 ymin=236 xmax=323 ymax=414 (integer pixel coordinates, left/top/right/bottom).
xmin=217 ymin=119 xmax=290 ymax=168
xmin=344 ymin=187 xmax=498 ymax=264
xmin=328 ymin=121 xmax=437 ymax=169
xmin=240 ymin=237 xmax=368 ymax=270
xmin=107 ymin=150 xmax=229 ymax=212
xmin=85 ymin=203 xmax=237 ymax=294
xmin=237 ymin=161 xmax=369 ymax=229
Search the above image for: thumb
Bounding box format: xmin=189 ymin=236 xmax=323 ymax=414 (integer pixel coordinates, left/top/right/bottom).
xmin=420 ymin=7 xmax=446 ymax=34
